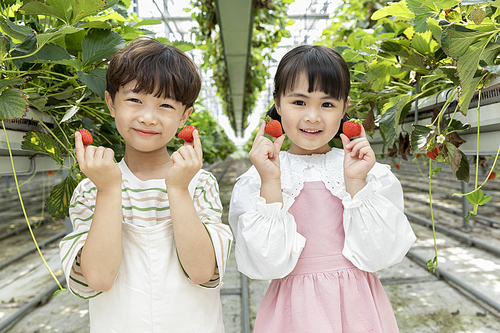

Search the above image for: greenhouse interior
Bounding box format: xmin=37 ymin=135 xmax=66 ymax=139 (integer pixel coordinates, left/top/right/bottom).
xmin=1 ymin=0 xmax=500 ymax=332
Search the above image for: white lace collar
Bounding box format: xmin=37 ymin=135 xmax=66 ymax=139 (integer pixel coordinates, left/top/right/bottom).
xmin=279 ymin=148 xmax=345 ymax=198
xmin=241 ymin=148 xmax=390 ymax=199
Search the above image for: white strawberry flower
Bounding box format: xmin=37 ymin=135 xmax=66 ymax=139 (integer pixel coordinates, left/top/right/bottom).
xmin=437 ymin=134 xmax=445 ymax=144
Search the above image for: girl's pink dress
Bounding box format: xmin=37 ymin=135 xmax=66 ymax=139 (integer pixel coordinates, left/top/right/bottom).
xmin=254 ymin=181 xmax=399 ymax=333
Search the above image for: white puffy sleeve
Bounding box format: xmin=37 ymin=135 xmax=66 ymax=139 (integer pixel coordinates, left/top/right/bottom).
xmin=228 ymin=167 xmax=306 ymax=280
xmin=339 ymin=163 xmax=417 ymax=272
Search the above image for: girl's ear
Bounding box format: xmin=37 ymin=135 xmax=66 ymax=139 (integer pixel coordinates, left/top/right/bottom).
xmin=105 ymin=91 xmax=116 ymax=118
xmin=274 ymin=97 xmax=281 ymax=116
xmin=178 ymin=106 xmax=193 ymax=128
xmin=343 ymin=96 xmax=351 ymax=116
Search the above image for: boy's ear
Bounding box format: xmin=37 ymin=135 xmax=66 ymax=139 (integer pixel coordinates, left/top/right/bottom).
xmin=178 ymin=106 xmax=193 ymax=128
xmin=105 ymin=91 xmax=116 ymax=118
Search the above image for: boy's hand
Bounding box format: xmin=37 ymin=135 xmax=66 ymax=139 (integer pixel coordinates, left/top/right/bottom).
xmin=249 ymin=121 xmax=285 ymax=183
xmin=340 ymin=124 xmax=376 ymax=184
xmin=166 ymin=129 xmax=203 ymax=190
xmin=75 ymin=131 xmax=121 ymax=191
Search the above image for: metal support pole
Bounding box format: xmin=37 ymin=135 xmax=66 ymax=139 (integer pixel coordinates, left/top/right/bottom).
xmin=462 ymin=181 xmax=470 ymax=228
xmin=241 ymin=274 xmax=250 ymax=333
xmin=414 ymin=76 xmax=419 ymax=125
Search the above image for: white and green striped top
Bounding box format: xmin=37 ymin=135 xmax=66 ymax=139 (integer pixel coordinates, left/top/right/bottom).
xmin=59 ymin=159 xmax=233 ymax=299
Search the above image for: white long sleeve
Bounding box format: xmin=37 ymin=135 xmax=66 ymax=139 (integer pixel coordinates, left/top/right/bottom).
xmin=338 ymin=166 xmax=417 ymax=272
xmin=229 ymin=171 xmax=306 ymax=280
xmin=228 ymin=149 xmax=416 ymax=279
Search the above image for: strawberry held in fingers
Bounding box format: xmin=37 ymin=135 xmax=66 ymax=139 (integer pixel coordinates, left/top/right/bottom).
xmin=78 ymin=129 xmax=93 ymax=145
xmin=178 ymin=125 xmax=196 ymax=142
xmin=264 ymin=116 xmax=283 ymax=138
xmin=342 ymin=119 xmax=362 ymax=139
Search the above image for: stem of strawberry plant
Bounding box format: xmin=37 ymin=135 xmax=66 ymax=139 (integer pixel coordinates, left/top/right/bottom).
xmin=1 ymin=120 xmax=66 ymax=293
xmin=428 ymin=159 xmax=438 ymax=272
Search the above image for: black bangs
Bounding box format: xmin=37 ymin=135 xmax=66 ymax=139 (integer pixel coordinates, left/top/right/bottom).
xmin=276 ymin=45 xmax=350 ymax=103
xmin=106 ymin=38 xmax=201 ymax=108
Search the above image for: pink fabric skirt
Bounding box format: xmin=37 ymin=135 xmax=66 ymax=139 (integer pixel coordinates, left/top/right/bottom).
xmin=254 ymin=254 xmax=399 ymax=333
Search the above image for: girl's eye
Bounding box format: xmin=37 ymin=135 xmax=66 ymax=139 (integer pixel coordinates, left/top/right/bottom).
xmin=322 ymin=102 xmax=334 ymax=107
xmin=293 ymin=101 xmax=306 ymax=106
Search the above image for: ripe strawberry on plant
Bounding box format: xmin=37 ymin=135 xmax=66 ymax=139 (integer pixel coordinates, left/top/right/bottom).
xmin=426 ymin=147 xmax=439 ymax=160
xmin=178 ymin=125 xmax=196 ymax=142
xmin=488 ymin=172 xmax=496 ymax=180
xmin=78 ymin=129 xmax=93 ymax=145
xmin=264 ymin=116 xmax=283 ymax=138
xmin=342 ymin=119 xmax=362 ymax=139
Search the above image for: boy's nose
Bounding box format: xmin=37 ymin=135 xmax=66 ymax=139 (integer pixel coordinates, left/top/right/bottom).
xmin=139 ymin=108 xmax=158 ymax=125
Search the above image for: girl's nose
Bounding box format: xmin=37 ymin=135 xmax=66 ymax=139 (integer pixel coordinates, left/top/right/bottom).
xmin=304 ymin=107 xmax=321 ymax=123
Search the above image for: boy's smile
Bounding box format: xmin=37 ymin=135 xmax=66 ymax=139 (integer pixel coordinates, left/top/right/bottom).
xmin=277 ymin=74 xmax=349 ymax=155
xmin=105 ymin=80 xmax=192 ymax=156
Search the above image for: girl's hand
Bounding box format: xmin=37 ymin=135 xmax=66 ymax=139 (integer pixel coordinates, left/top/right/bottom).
xmin=249 ymin=121 xmax=285 ymax=183
xmin=166 ymin=129 xmax=203 ymax=190
xmin=340 ymin=124 xmax=376 ymax=183
xmin=75 ymin=131 xmax=121 ymax=191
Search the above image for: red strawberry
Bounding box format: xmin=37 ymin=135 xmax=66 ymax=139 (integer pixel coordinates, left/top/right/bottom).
xmin=342 ymin=119 xmax=362 ymax=139
xmin=264 ymin=116 xmax=283 ymax=138
xmin=396 ymin=164 xmax=400 ymax=169
xmin=46 ymin=170 xmax=53 ymax=175
xmin=78 ymin=129 xmax=93 ymax=145
xmin=426 ymin=147 xmax=439 ymax=160
xmin=488 ymin=172 xmax=496 ymax=180
xmin=178 ymin=125 xmax=196 ymax=142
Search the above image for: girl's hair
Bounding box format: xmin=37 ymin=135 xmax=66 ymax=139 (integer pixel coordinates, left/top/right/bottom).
xmin=267 ymin=45 xmax=351 ymax=136
xmin=106 ymin=37 xmax=201 ymax=109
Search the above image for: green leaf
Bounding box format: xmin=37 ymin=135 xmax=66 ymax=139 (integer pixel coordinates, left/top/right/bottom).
xmin=429 ymin=0 xmax=460 ymax=9
xmin=172 ymin=40 xmax=195 ymax=52
xmin=77 ymin=21 xmax=113 ymax=30
xmin=46 ymin=174 xmax=79 ymax=218
xmin=0 ymin=34 xmax=11 ymax=61
xmin=21 ymin=131 xmax=64 ymax=165
xmin=427 ymin=18 xmax=442 ymax=43
xmin=18 ymin=0 xmax=69 ymax=24
xmin=0 ymin=88 xmax=29 ymax=120
xmin=380 ymin=95 xmax=411 ymax=147
xmin=77 ymin=68 xmax=106 ymax=99
xmin=82 ymin=29 xmax=125 ymax=67
xmin=132 ymin=19 xmax=162 ymax=28
xmin=412 ymin=30 xmax=440 ymax=55
xmin=406 ymin=0 xmax=437 ymax=15
xmin=372 ymin=1 xmax=415 ymax=20
xmin=411 ymin=125 xmax=432 ymax=152
xmin=445 ymin=142 xmax=470 ymax=182
xmin=11 ymin=31 xmax=37 ymax=56
xmin=457 ymin=38 xmax=489 ymax=90
xmin=366 ymin=61 xmax=393 ymax=92
xmin=71 ymin=0 xmax=106 ymax=24
xmin=0 ymin=78 xmax=24 ymax=91
xmin=480 ymin=42 xmax=500 ymax=65
xmin=444 ymin=25 xmax=489 ymax=57
xmin=0 ymin=16 xmax=34 ymax=42
xmin=36 ymin=26 xmax=82 ymax=46
xmin=458 ymin=75 xmax=483 ymax=114
xmin=465 ymin=189 xmax=488 ymax=205
xmin=445 ymin=119 xmax=471 ymax=133
xmin=21 ymin=43 xmax=73 ymax=62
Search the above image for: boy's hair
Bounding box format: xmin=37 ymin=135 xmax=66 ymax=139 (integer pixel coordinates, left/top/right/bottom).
xmin=106 ymin=37 xmax=201 ymax=109
xmin=267 ymin=45 xmax=351 ymax=137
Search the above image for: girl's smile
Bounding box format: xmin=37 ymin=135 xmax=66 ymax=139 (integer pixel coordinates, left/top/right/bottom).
xmin=277 ymin=74 xmax=349 ymax=155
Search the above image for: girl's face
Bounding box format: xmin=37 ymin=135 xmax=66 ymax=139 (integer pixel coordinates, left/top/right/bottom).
xmin=277 ymin=73 xmax=349 ymax=155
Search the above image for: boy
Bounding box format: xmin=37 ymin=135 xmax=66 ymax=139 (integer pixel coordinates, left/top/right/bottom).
xmin=60 ymin=38 xmax=232 ymax=332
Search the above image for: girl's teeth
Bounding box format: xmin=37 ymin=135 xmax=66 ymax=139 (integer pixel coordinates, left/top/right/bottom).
xmin=302 ymin=129 xmax=319 ymax=133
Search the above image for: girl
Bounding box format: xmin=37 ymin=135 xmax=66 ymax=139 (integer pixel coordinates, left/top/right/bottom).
xmin=228 ymin=45 xmax=416 ymax=332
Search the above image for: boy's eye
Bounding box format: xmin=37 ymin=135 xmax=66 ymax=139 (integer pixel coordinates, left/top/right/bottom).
xmin=293 ymin=101 xmax=306 ymax=106
xmin=127 ymin=98 xmax=141 ymax=103
xmin=160 ymin=104 xmax=174 ymax=109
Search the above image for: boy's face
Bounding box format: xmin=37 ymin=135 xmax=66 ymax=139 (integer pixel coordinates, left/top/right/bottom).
xmin=105 ymin=80 xmax=192 ymax=155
